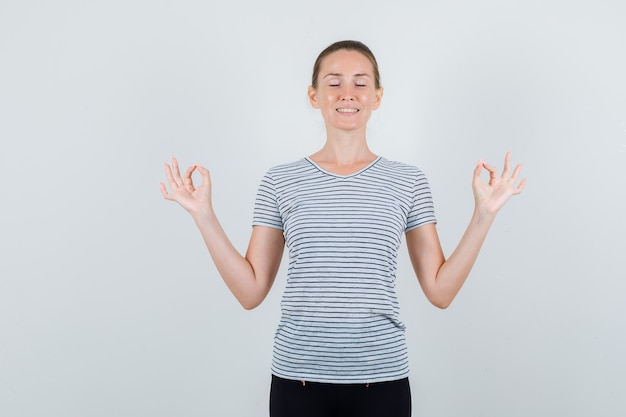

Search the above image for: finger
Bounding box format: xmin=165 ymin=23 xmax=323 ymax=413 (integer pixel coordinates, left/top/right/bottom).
xmin=159 ymin=181 xmax=173 ymax=200
xmin=513 ymin=177 xmax=527 ymax=194
xmin=509 ymin=163 xmax=523 ymax=182
xmin=472 ymin=160 xmax=484 ymax=187
xmin=184 ymin=164 xmax=197 ymax=191
xmin=171 ymin=156 xmax=185 ymax=187
xmin=164 ymin=163 xmax=178 ymax=189
xmin=481 ymin=161 xmax=499 ymax=184
xmin=481 ymin=161 xmax=497 ymax=174
xmin=501 ymin=150 xmax=512 ymax=178
xmin=196 ymin=164 xmax=212 ymax=187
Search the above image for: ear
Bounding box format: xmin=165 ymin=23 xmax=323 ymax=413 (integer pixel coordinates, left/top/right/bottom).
xmin=308 ymin=85 xmax=320 ymax=109
xmin=372 ymin=87 xmax=384 ymax=110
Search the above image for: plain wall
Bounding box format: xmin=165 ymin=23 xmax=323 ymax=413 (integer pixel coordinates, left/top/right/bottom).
xmin=1 ymin=0 xmax=625 ymax=416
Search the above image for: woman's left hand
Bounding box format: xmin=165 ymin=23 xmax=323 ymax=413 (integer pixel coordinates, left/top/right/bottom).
xmin=472 ymin=150 xmax=527 ymax=215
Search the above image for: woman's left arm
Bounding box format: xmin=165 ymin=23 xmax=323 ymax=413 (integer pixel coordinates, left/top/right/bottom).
xmin=406 ymin=151 xmax=526 ymax=309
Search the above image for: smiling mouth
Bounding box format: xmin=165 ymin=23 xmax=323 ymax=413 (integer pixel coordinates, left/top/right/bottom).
xmin=336 ymin=108 xmax=359 ymax=113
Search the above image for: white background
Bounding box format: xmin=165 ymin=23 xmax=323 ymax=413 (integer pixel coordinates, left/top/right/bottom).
xmin=1 ymin=1 xmax=625 ymax=416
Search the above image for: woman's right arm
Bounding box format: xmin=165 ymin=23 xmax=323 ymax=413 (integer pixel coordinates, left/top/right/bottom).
xmin=160 ymin=157 xmax=285 ymax=310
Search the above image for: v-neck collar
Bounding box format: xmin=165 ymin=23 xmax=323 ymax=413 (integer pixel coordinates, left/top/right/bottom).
xmin=304 ymin=156 xmax=382 ymax=178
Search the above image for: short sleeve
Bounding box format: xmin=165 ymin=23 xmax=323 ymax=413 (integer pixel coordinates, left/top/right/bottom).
xmin=252 ymin=170 xmax=284 ymax=230
xmin=405 ymin=170 xmax=437 ymax=232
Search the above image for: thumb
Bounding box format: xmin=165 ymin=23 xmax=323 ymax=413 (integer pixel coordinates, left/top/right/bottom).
xmin=196 ymin=165 xmax=211 ymax=185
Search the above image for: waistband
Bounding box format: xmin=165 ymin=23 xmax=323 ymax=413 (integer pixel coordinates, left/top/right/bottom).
xmin=271 ymin=374 xmax=409 ymax=388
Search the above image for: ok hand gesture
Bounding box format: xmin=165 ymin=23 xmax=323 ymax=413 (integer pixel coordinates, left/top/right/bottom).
xmin=472 ymin=151 xmax=527 ymax=215
xmin=160 ymin=157 xmax=212 ymax=215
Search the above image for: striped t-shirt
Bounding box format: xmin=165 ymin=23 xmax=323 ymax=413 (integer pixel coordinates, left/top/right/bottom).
xmin=252 ymin=156 xmax=436 ymax=383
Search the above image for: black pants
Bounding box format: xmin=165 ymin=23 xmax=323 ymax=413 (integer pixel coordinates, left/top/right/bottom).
xmin=269 ymin=375 xmax=412 ymax=417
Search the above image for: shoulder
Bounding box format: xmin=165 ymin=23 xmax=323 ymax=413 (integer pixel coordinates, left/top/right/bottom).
xmin=378 ymin=157 xmax=419 ymax=171
xmin=264 ymin=158 xmax=311 ymax=177
xmin=258 ymin=158 xmax=318 ymax=191
xmin=375 ymin=157 xmax=428 ymax=180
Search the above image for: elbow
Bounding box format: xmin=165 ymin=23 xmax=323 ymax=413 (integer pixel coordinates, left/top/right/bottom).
xmin=423 ymin=282 xmax=460 ymax=309
xmin=428 ymin=293 xmax=454 ymax=309
xmin=431 ymin=298 xmax=452 ymax=309
xmin=240 ymin=299 xmax=261 ymax=310
xmin=238 ymin=293 xmax=265 ymax=310
xmin=230 ymin=284 xmax=268 ymax=310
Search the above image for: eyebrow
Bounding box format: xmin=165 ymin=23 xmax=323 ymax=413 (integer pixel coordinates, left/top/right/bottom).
xmin=323 ymin=73 xmax=372 ymax=78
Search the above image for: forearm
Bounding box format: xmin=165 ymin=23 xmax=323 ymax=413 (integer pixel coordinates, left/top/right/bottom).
xmin=432 ymin=208 xmax=496 ymax=308
xmin=161 ymin=159 xmax=283 ymax=309
xmin=409 ymin=152 xmax=525 ymax=309
xmin=191 ymin=207 xmax=263 ymax=309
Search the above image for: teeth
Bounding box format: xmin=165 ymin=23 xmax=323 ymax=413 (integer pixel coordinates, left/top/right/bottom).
xmin=337 ymin=108 xmax=358 ymax=113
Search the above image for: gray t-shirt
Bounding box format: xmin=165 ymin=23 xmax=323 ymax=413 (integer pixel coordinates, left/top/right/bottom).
xmin=253 ymin=156 xmax=436 ymax=383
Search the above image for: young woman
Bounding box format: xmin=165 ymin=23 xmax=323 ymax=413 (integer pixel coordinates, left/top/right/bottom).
xmin=160 ymin=40 xmax=526 ymax=417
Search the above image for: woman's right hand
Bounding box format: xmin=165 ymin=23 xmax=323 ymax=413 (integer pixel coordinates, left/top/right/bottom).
xmin=160 ymin=156 xmax=284 ymax=310
xmin=160 ymin=156 xmax=212 ymax=215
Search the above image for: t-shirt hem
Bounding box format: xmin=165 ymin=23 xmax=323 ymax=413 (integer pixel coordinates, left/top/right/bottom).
xmin=251 ymin=222 xmax=284 ymax=231
xmin=405 ymin=218 xmax=437 ymax=233
xmin=270 ymin=370 xmax=411 ymax=385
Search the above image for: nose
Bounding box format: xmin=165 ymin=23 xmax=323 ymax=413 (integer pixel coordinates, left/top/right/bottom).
xmin=341 ymin=88 xmax=354 ymax=101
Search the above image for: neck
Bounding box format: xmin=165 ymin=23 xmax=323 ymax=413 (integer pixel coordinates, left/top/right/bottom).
xmin=309 ymin=128 xmax=377 ymax=175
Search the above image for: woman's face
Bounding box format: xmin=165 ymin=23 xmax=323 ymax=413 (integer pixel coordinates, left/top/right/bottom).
xmin=308 ymin=49 xmax=383 ymax=134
